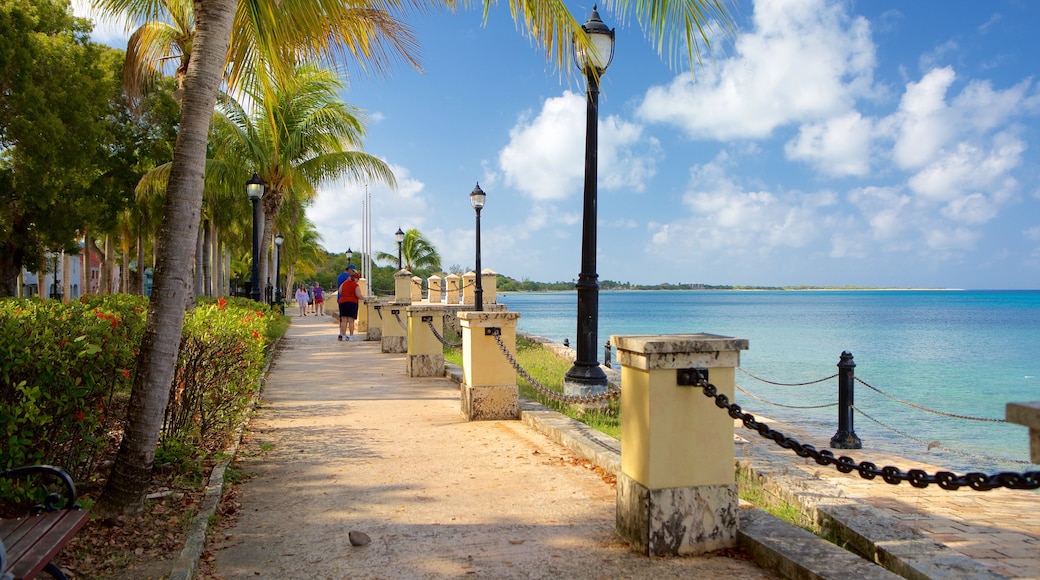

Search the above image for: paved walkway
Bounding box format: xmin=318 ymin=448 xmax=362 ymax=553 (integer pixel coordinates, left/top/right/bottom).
xmin=203 ymin=315 xmax=775 ymax=579
xmin=202 ymin=313 xmax=1040 ymax=579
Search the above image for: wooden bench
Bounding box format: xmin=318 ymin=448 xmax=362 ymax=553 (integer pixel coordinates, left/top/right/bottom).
xmin=1 ymin=466 xmax=89 ymax=580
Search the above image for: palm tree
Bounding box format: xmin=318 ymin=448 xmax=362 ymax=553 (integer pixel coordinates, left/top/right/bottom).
xmin=375 ymin=228 xmax=441 ymax=274
xmin=210 ymin=62 xmax=395 ymax=290
xmin=92 ymin=0 xmax=736 ymax=516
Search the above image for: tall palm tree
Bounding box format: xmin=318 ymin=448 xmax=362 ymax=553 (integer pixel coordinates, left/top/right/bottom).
xmin=92 ymin=0 xmax=736 ymax=516
xmin=375 ymin=227 xmax=440 ymax=273
xmin=210 ymin=62 xmax=395 ymax=290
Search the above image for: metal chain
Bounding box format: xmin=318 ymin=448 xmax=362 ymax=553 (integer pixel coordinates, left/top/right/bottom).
xmin=735 ymin=384 xmax=839 ymax=409
xmin=738 ymin=366 xmax=838 ymax=387
xmin=426 ymin=319 xmax=462 ymax=348
xmin=852 ymin=406 xmax=1035 ymax=465
xmin=853 ymin=377 xmax=1006 ymax=423
xmin=393 ymin=311 xmax=408 ymax=330
xmin=491 ymin=334 xmax=621 ymax=405
xmin=696 ymin=382 xmax=1039 ymax=491
xmin=375 ymin=307 xmax=383 ymax=320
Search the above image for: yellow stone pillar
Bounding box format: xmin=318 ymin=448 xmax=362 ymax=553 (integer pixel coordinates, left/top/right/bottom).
xmin=407 ymin=304 xmax=446 ymax=377
xmin=1007 ymin=402 xmax=1040 ymax=463
xmin=462 ymin=271 xmax=476 ymax=306
xmin=394 ymin=269 xmax=412 ymax=303
xmin=411 ymin=276 xmax=423 ymax=302
xmin=446 ymin=274 xmax=461 ymax=305
xmin=355 ymin=278 xmax=369 ymax=332
xmin=458 ymin=311 xmax=521 ymax=421
xmin=381 ymin=302 xmax=408 ymax=353
xmin=428 ymin=275 xmax=443 ymax=304
xmin=612 ymin=333 xmax=749 ymax=556
xmin=481 ymin=268 xmax=497 ymax=305
xmin=364 ymin=298 xmax=385 ymax=341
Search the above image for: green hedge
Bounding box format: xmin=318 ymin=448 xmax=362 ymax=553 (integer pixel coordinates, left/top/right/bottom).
xmin=0 ymin=295 xmax=278 ymax=481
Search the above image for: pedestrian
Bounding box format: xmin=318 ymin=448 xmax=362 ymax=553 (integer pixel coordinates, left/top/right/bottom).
xmin=337 ymin=263 xmax=357 ymax=289
xmin=295 ymin=286 xmax=309 ymax=316
xmin=337 ymin=271 xmax=364 ymax=341
xmin=312 ymin=282 xmax=325 ymax=316
xmin=307 ymin=283 xmax=315 ymax=314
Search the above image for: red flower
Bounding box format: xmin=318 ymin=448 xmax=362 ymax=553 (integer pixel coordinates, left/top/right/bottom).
xmin=218 ymin=298 xmax=227 ymax=311
xmin=122 ymin=368 xmax=131 ymax=378
xmin=251 ymin=330 xmax=260 ymax=339
xmin=73 ymin=411 xmax=85 ymax=421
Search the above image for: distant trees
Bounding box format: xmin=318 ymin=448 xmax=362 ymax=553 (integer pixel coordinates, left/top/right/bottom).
xmin=374 ymin=228 xmax=441 ymax=277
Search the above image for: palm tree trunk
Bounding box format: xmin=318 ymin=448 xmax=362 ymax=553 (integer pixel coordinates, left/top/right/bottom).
xmin=194 ymin=221 xmax=204 ymax=297
xmin=95 ymin=0 xmax=237 ymax=516
xmin=137 ymin=232 xmax=145 ymax=295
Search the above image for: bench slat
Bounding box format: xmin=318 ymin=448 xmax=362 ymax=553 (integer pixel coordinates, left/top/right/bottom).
xmin=1 ymin=510 xmax=90 ymax=580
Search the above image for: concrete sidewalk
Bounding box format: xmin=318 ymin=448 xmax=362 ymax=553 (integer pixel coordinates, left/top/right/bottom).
xmin=203 ymin=315 xmax=776 ymax=578
xmin=202 ymin=313 xmax=1039 ymax=579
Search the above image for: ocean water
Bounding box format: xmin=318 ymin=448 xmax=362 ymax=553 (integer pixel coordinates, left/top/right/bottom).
xmin=498 ymin=289 xmax=1040 ymax=475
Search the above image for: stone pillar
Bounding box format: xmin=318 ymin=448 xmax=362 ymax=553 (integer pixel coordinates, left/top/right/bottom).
xmin=481 ymin=268 xmax=497 ymax=305
xmin=356 ymin=278 xmax=369 ymax=332
xmin=446 ymin=274 xmax=461 ymax=305
xmin=411 ymin=276 xmax=423 ymax=302
xmin=1007 ymin=402 xmax=1040 ymax=463
xmin=462 ymin=271 xmax=476 ymax=305
xmin=394 ymin=270 xmax=412 ymax=303
xmin=428 ymin=275 xmax=443 ymax=304
xmin=458 ymin=311 xmax=522 ymax=421
xmin=381 ymin=302 xmax=408 ymax=353
xmin=365 ymin=299 xmax=384 ymax=341
xmin=612 ymin=333 xmax=749 ymax=557
xmin=407 ymin=304 xmax=446 ymax=377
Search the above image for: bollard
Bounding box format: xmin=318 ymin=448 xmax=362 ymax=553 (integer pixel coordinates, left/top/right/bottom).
xmin=355 ymin=278 xmax=369 ymax=332
xmin=394 ymin=269 xmax=412 ymax=303
xmin=604 ymin=340 xmax=612 ymax=368
xmin=458 ymin=311 xmax=521 ymax=421
xmin=481 ymin=268 xmax=498 ymax=305
xmin=411 ymin=276 xmax=423 ymax=302
xmin=830 ymin=351 xmax=862 ymax=449
xmin=406 ymin=305 xmax=445 ymax=377
xmin=365 ymin=300 xmax=384 ymax=341
xmin=1006 ymin=402 xmax=1040 ymax=463
xmin=612 ymin=333 xmax=748 ymax=557
xmin=462 ymin=271 xmax=476 ymax=306
xmin=381 ymin=303 xmax=408 ymax=353
xmin=446 ymin=274 xmax=461 ymax=305
xmin=428 ymin=275 xmax=443 ymax=303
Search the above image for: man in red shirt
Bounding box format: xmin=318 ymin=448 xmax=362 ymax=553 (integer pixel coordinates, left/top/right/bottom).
xmin=337 ymin=271 xmax=364 ymax=341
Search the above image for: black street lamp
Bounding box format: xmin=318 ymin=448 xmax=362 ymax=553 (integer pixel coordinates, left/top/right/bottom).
xmin=49 ymin=252 xmax=62 ymax=300
xmin=246 ymin=172 xmax=265 ymax=302
xmin=274 ymin=232 xmax=284 ymax=306
xmin=395 ymin=228 xmax=405 ymax=270
xmin=565 ymin=5 xmax=614 ymax=390
xmin=346 ymin=247 xmax=353 ymax=268
xmin=470 ymin=183 xmax=486 ymax=311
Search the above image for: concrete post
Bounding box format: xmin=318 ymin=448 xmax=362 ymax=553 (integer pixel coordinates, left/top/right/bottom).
xmin=462 ymin=271 xmax=476 ymax=305
xmin=356 ymin=278 xmax=369 ymax=332
xmin=446 ymin=274 xmax=461 ymax=305
xmin=481 ymin=268 xmax=497 ymax=305
xmin=458 ymin=311 xmax=522 ymax=421
xmin=428 ymin=275 xmax=443 ymax=304
xmin=381 ymin=302 xmax=408 ymax=353
xmin=365 ymin=299 xmax=384 ymax=341
xmin=1007 ymin=402 xmax=1040 ymax=463
xmin=411 ymin=276 xmax=423 ymax=302
xmin=394 ymin=270 xmax=412 ymax=303
xmin=407 ymin=304 xmax=446 ymax=377
xmin=612 ymin=333 xmax=749 ymax=557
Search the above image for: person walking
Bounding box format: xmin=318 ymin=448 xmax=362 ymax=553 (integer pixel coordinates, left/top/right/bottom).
xmin=337 ymin=271 xmax=364 ymax=341
xmin=295 ymin=286 xmax=309 ymax=316
xmin=312 ymin=282 xmax=325 ymax=316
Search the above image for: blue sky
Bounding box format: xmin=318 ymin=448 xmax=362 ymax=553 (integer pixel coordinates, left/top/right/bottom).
xmin=78 ymin=0 xmax=1040 ymax=289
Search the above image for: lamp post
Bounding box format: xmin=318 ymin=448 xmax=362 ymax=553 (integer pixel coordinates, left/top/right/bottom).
xmin=565 ymin=5 xmax=614 ymax=390
xmin=246 ymin=172 xmax=265 ymax=302
xmin=49 ymin=252 xmax=61 ymax=300
xmin=346 ymin=247 xmax=353 ymax=268
xmin=470 ymin=183 xmax=486 ymax=311
xmin=274 ymin=232 xmax=284 ymax=307
xmin=395 ymin=228 xmax=405 ymax=270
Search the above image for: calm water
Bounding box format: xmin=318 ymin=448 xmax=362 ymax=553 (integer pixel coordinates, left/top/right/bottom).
xmin=498 ymin=290 xmax=1040 ymax=474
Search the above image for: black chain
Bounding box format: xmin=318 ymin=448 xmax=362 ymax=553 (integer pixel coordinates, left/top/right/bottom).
xmin=393 ymin=311 xmax=408 ymax=330
xmin=697 ymin=382 xmax=1040 ymax=491
xmin=738 ymin=366 xmax=838 ymax=387
xmin=426 ymin=319 xmax=462 ymax=348
xmin=854 ymin=377 xmax=1006 ymax=423
xmin=491 ymin=334 xmax=621 ymax=404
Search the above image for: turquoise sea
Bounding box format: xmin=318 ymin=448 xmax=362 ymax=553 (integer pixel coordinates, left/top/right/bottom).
xmin=498 ymin=289 xmax=1040 ymax=475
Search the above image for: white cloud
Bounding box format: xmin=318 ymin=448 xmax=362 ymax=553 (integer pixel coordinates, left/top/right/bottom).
xmin=785 ymin=112 xmax=874 ymax=176
xmin=636 ymin=0 xmax=876 ymax=140
xmin=71 ymin=0 xmax=131 ymax=48
xmin=498 ymin=91 xmax=656 ymax=202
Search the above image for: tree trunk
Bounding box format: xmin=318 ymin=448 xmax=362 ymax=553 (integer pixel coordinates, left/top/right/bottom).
xmin=94 ymin=0 xmax=237 ymax=516
xmin=137 ymin=232 xmax=146 ymax=295
xmin=202 ymin=219 xmax=213 ymax=297
xmin=194 ymin=221 xmax=204 ymax=298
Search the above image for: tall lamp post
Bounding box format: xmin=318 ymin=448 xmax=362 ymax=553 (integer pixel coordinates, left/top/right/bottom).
xmin=395 ymin=228 xmax=405 ymax=270
xmin=346 ymin=247 xmax=353 ymax=268
xmin=246 ymin=172 xmax=265 ymax=302
xmin=470 ymin=183 xmax=486 ymax=311
xmin=564 ymin=6 xmax=614 ymax=391
xmin=274 ymin=232 xmax=284 ymax=307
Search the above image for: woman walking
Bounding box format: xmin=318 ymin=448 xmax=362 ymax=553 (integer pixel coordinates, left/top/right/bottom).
xmin=295 ymin=286 xmax=309 ymax=316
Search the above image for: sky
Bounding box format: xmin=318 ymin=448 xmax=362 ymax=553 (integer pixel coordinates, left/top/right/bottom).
xmin=76 ymin=0 xmax=1040 ymax=289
